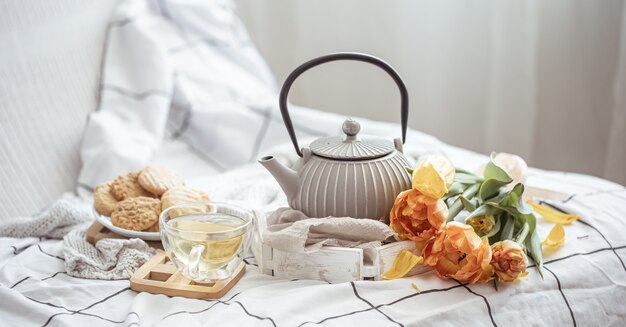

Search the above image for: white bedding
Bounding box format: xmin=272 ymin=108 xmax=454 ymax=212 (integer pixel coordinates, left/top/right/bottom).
xmin=1 ymin=0 xmax=626 ymax=325
xmin=2 ymin=151 xmax=626 ymax=326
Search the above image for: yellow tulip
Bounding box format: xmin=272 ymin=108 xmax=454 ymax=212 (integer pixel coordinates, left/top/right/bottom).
xmin=467 ymin=215 xmax=496 ymax=235
xmin=411 ymin=154 xmax=455 ymax=199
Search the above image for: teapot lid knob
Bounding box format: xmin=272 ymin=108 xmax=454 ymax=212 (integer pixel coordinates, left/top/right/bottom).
xmin=309 ymin=117 xmax=394 ymax=160
xmin=342 ymin=119 xmax=361 ymax=137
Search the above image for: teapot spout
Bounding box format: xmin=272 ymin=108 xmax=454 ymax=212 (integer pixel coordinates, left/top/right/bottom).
xmin=258 ymin=156 xmax=298 ymax=204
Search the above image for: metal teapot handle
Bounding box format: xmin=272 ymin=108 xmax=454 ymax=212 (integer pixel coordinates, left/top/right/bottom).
xmin=279 ymin=52 xmax=409 ymax=157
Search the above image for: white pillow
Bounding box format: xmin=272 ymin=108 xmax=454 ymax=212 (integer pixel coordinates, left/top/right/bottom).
xmin=0 ymin=0 xmax=120 ymax=219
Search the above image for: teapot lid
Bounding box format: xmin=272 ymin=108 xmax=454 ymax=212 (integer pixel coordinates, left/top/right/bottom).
xmin=309 ymin=119 xmax=394 ymax=160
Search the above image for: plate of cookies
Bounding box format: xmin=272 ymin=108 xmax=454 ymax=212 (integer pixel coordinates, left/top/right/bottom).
xmin=93 ymin=165 xmax=210 ymax=241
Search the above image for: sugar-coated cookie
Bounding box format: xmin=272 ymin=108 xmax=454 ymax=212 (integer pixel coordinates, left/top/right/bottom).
xmin=111 ymin=197 xmax=161 ymax=231
xmin=93 ymin=182 xmax=118 ymax=216
xmin=111 ymin=172 xmax=153 ymax=201
xmin=138 ymin=165 xmax=185 ymax=196
xmin=162 ymin=186 xmax=210 ymax=217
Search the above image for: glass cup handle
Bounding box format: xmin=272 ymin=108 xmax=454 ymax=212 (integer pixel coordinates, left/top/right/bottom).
xmin=188 ymin=244 xmax=205 ymax=279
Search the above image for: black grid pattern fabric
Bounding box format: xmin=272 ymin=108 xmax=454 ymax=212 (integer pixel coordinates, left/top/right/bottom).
xmin=2 ymin=0 xmax=626 ymax=325
xmin=1 ymin=167 xmax=625 ymax=326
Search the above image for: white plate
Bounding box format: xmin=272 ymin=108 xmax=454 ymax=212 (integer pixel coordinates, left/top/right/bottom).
xmin=94 ymin=209 xmax=162 ymax=241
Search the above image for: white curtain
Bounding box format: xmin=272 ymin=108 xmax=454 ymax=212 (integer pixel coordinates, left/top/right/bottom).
xmin=236 ymin=0 xmax=626 ymax=185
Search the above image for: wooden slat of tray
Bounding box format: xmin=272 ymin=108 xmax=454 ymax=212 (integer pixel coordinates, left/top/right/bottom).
xmin=130 ymin=252 xmax=245 ymax=299
xmin=271 ymin=246 xmax=363 ymax=283
xmin=86 ymin=220 xmax=163 ymax=249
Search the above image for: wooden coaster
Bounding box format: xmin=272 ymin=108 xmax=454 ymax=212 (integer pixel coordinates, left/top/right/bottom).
xmin=86 ymin=220 xmax=163 ymax=249
xmin=130 ymin=252 xmax=246 ymax=299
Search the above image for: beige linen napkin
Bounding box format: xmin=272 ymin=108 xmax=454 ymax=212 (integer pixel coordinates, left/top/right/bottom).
xmin=263 ymin=208 xmax=398 ymax=253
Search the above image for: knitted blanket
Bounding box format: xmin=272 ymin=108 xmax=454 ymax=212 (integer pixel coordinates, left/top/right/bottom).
xmin=0 ymin=194 xmax=156 ymax=279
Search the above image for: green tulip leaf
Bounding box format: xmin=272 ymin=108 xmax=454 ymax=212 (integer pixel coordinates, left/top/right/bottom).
xmin=497 ymin=184 xmax=533 ymax=215
xmin=455 ymin=167 xmax=475 ymax=175
xmin=485 ymin=215 xmax=502 ymax=238
xmin=514 ymin=222 xmax=530 ymax=244
xmin=459 ymin=196 xmax=478 ymax=212
xmin=498 ymin=183 xmax=523 ymax=207
xmin=518 ymin=199 xmax=534 ymax=215
xmin=446 ymin=183 xmax=480 ymax=222
xmin=447 ymin=198 xmax=464 ymax=222
xmin=483 ymin=152 xmax=514 ymax=182
xmin=479 ymin=153 xmax=514 ymax=200
xmin=443 ymin=182 xmax=465 ymax=200
xmin=526 ymin=230 xmax=544 ymax=279
xmin=524 ymin=212 xmax=537 ymax=239
xmin=479 ymin=179 xmax=512 ymax=201
xmin=465 ymin=204 xmax=495 ymax=221
xmin=455 ymin=173 xmax=484 ymax=185
xmin=500 ymin=215 xmax=515 ymax=241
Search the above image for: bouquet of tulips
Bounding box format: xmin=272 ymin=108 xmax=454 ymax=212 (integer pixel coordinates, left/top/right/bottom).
xmin=386 ymin=152 xmax=542 ymax=287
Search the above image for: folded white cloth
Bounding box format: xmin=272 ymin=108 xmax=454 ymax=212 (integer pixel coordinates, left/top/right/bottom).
xmin=263 ymin=207 xmax=398 ymax=253
xmin=0 ymin=193 xmax=156 ymax=280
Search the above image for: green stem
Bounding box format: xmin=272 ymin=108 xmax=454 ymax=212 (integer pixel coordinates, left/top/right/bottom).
xmin=514 ymin=222 xmax=530 ymax=244
xmin=446 ymin=183 xmax=480 ymax=222
xmin=500 ymin=215 xmax=515 ymax=241
xmin=455 ymin=167 xmax=478 ymax=175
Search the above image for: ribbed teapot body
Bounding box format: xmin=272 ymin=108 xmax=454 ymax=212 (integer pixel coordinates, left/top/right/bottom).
xmin=290 ymin=152 xmax=411 ymax=220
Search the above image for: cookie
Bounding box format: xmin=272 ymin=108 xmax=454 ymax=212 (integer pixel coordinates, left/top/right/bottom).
xmin=143 ymin=222 xmax=160 ymax=233
xmin=138 ymin=165 xmax=185 ymax=196
xmin=111 ymin=197 xmax=161 ymax=231
xmin=93 ymin=182 xmax=118 ymax=216
xmin=111 ymin=172 xmax=153 ymax=201
xmin=162 ymin=186 xmax=210 ymax=217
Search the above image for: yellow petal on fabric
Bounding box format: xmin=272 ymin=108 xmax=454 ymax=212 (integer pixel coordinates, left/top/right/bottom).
xmin=528 ymin=201 xmax=579 ymax=225
xmin=411 ymin=283 xmax=421 ymax=293
xmin=541 ymin=224 xmax=565 ymax=250
xmin=383 ymin=250 xmax=424 ymax=280
xmin=412 ymin=155 xmax=455 ymax=199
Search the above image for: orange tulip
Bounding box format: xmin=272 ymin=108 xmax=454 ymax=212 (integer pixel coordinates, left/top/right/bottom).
xmin=422 ymin=222 xmax=494 ymax=283
xmin=390 ymin=189 xmax=447 ymax=242
xmin=491 ymin=240 xmax=529 ymax=282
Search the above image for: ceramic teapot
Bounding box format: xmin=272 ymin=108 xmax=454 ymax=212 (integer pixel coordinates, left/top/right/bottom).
xmin=259 ymin=52 xmax=411 ymax=220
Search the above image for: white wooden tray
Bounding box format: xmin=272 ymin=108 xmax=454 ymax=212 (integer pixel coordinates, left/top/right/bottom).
xmin=251 ymin=211 xmax=429 ymax=283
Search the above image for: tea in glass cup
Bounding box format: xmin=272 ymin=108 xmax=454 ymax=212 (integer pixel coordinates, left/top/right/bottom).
xmin=160 ymin=202 xmax=253 ymax=282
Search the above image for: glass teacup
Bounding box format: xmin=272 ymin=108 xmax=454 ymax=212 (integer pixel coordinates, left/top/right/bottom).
xmin=159 ymin=201 xmax=253 ymax=282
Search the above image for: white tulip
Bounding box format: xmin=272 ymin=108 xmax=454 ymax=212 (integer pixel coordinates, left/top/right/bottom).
xmin=493 ymin=152 xmax=528 ymax=185
xmin=475 ymin=152 xmax=529 ymax=186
